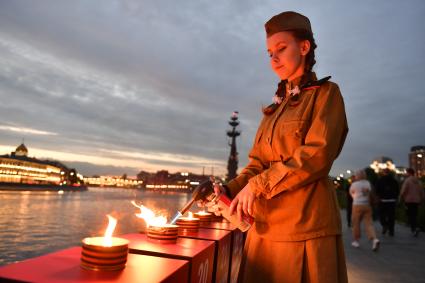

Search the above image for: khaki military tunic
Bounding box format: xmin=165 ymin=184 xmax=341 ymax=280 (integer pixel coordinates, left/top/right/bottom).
xmin=226 ymin=73 xmax=349 ymax=282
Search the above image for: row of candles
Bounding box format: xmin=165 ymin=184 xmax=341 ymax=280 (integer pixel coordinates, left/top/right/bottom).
xmin=80 ymin=201 xmax=216 ymax=271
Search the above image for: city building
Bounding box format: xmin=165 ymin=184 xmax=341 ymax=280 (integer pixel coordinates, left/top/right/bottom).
xmin=409 ymin=145 xmax=425 ymax=177
xmin=0 ymin=143 xmax=83 ymax=186
xmin=370 ymin=156 xmax=396 ymax=174
xmin=395 ymin=166 xmax=407 ymax=175
xmin=83 ymin=176 xmax=143 ymax=187
xmin=137 ymin=170 xmax=211 ymax=191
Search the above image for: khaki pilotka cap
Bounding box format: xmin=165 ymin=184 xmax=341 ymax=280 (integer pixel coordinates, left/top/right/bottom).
xmin=265 ymin=11 xmax=312 ymax=37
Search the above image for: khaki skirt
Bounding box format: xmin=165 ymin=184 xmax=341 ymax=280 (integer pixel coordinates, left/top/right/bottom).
xmin=239 ymin=231 xmax=348 ymax=283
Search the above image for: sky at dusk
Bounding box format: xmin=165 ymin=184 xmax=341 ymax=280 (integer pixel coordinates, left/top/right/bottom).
xmin=0 ymin=0 xmax=424 ymax=177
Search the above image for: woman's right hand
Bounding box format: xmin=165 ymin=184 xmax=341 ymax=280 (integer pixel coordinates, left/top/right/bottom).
xmin=229 ymin=183 xmax=255 ymax=220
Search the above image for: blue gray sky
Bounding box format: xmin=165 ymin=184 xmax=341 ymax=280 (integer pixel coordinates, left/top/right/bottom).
xmin=0 ymin=0 xmax=424 ymax=177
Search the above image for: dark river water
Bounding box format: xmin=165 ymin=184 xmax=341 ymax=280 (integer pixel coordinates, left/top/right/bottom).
xmin=0 ymin=187 xmax=192 ymax=266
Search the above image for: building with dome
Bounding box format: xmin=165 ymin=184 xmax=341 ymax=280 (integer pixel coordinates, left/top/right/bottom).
xmin=0 ymin=143 xmax=84 ymax=188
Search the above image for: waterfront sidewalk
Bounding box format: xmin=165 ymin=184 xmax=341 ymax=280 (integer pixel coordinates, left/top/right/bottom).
xmin=342 ymin=210 xmax=425 ymax=283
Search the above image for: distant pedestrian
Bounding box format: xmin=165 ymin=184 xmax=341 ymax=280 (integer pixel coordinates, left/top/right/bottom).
xmin=376 ymin=169 xmax=399 ymax=236
xmin=350 ymin=169 xmax=380 ymax=251
xmin=346 ymin=175 xmax=355 ymax=227
xmin=400 ymin=168 xmax=425 ymax=237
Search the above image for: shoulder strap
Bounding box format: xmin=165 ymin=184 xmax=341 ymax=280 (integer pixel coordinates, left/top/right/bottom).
xmin=301 ymin=76 xmax=331 ymax=91
xmin=304 ymin=76 xmax=331 ymax=124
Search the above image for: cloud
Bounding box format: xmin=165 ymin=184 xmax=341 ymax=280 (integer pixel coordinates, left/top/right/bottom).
xmin=0 ymin=125 xmax=57 ymax=136
xmin=0 ymin=0 xmax=424 ymax=177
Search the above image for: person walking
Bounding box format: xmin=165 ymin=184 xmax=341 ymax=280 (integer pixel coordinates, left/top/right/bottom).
xmin=376 ymin=169 xmax=399 ymax=236
xmin=346 ymin=175 xmax=355 ymax=227
xmin=350 ymin=170 xmax=380 ymax=251
xmin=214 ymin=11 xmax=349 ymax=283
xmin=400 ymin=168 xmax=425 ymax=236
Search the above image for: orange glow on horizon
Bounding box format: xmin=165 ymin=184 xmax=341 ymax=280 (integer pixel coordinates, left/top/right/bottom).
xmin=0 ymin=144 xmax=226 ymax=176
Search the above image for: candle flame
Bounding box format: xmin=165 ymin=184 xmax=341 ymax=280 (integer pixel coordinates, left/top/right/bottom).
xmin=131 ymin=201 xmax=167 ymax=227
xmin=103 ymin=215 xmax=117 ymax=247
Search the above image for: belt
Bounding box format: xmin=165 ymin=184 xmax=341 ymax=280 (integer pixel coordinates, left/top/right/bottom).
xmin=380 ymin=199 xmax=397 ymax=203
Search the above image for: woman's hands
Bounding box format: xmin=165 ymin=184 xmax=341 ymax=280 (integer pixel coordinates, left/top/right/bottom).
xmin=229 ymin=183 xmax=255 ymax=220
xmin=197 ymin=181 xmax=257 ymax=219
xmin=213 ymin=183 xmax=224 ymax=196
xmin=196 ymin=183 xmax=225 ymax=215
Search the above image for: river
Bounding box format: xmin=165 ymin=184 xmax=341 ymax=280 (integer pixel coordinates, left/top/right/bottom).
xmin=0 ymin=187 xmax=192 ymax=266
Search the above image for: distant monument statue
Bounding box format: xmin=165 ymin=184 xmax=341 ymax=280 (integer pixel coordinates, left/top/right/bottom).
xmin=226 ymin=111 xmax=240 ymax=182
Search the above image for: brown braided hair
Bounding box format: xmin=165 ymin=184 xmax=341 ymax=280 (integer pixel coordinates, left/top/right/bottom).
xmin=289 ymin=29 xmax=317 ymax=73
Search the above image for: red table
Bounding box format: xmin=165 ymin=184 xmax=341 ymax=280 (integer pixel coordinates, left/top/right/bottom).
xmin=122 ymin=233 xmax=215 ymax=283
xmin=0 ymin=246 xmax=189 ymax=283
xmin=200 ymin=222 xmax=245 ymax=283
xmin=179 ymin=228 xmax=232 ymax=283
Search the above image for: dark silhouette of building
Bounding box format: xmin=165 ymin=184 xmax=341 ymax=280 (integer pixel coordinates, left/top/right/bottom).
xmin=409 ymin=146 xmax=425 ymax=177
xmin=136 ymin=170 xmax=209 ymax=191
xmin=226 ymin=111 xmax=240 ymax=182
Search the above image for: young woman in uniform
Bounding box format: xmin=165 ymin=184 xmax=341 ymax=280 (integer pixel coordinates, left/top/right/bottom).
xmin=222 ymin=11 xmax=349 ymax=282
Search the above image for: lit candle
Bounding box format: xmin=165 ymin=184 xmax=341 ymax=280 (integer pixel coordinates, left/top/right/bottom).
xmin=132 ymin=200 xmax=167 ymax=227
xmin=176 ymin=212 xmax=200 ymax=235
xmin=195 ymin=211 xmax=212 ymax=216
xmin=195 ymin=211 xmax=213 ymax=224
xmin=82 ymin=236 xmax=129 ymax=247
xmin=132 ymin=201 xmax=178 ymax=243
xmin=177 ymin=211 xmax=199 ymax=221
xmin=81 ymin=215 xmax=129 ymax=271
xmin=146 ymin=224 xmax=179 ymax=243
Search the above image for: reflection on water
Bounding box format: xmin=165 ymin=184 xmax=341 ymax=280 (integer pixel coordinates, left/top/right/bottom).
xmin=0 ymin=187 xmax=191 ymax=266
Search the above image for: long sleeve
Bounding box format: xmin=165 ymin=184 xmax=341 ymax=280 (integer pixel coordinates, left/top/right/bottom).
xmin=226 ymin=131 xmax=265 ymax=198
xmin=249 ymin=83 xmax=348 ymax=200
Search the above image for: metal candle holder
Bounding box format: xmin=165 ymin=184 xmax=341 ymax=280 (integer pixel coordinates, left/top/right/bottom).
xmin=176 ymin=216 xmax=200 ymax=235
xmin=146 ymin=224 xmax=179 ymax=244
xmin=81 ymin=237 xmax=129 ymax=271
xmin=194 ymin=212 xmax=213 ymax=224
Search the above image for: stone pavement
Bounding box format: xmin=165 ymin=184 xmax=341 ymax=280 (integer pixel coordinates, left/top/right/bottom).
xmin=341 ymin=210 xmax=425 ymax=283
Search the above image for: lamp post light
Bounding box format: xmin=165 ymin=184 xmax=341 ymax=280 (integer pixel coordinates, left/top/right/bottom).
xmin=346 ymin=170 xmax=352 ymax=175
